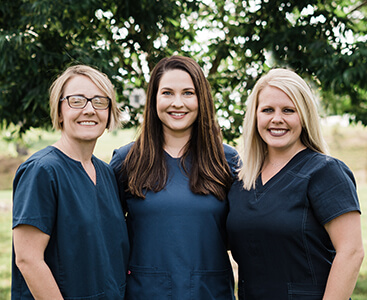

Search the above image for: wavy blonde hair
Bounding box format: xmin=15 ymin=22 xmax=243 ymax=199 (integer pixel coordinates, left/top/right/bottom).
xmin=239 ymin=68 xmax=328 ymax=190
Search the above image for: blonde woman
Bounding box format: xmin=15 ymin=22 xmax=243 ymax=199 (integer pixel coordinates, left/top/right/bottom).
xmin=227 ymin=68 xmax=364 ymax=299
xmin=12 ymin=65 xmax=129 ymax=299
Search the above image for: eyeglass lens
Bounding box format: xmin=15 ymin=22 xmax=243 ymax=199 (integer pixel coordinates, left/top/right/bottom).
xmin=67 ymin=95 xmax=110 ymax=109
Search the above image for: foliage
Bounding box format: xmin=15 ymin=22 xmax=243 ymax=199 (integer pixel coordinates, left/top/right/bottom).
xmin=1 ymin=0 xmax=367 ymax=143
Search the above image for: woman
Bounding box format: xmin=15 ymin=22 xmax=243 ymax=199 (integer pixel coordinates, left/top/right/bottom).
xmin=12 ymin=65 xmax=130 ymax=299
xmin=110 ymin=55 xmax=238 ymax=299
xmin=227 ymin=68 xmax=364 ymax=299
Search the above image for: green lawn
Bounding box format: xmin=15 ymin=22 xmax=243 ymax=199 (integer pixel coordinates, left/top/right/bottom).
xmin=354 ymin=184 xmax=367 ymax=300
xmin=0 ymin=125 xmax=367 ymax=299
xmin=0 ymin=191 xmax=11 ymax=300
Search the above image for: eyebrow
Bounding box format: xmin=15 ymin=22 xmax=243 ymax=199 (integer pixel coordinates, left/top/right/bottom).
xmin=159 ymin=87 xmax=195 ymax=90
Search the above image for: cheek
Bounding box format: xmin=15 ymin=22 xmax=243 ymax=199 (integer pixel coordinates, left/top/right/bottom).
xmin=100 ymin=111 xmax=110 ymax=123
xmin=256 ymin=114 xmax=265 ymax=129
xmin=156 ymin=99 xmax=165 ymax=121
xmin=293 ymin=116 xmax=303 ymax=129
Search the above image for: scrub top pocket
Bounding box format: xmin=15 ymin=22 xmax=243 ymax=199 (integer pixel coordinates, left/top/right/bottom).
xmin=126 ymin=265 xmax=172 ymax=300
xmin=287 ymin=283 xmax=324 ymax=299
xmin=190 ymin=268 xmax=235 ymax=300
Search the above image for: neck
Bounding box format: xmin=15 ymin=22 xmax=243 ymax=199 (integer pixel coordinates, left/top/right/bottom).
xmin=265 ymin=145 xmax=306 ymax=168
xmin=163 ymin=131 xmax=191 ymax=158
xmin=53 ymin=136 xmax=95 ymax=163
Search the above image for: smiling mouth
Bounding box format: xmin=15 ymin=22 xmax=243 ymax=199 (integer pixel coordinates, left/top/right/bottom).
xmin=79 ymin=121 xmax=97 ymax=126
xmin=169 ymin=112 xmax=187 ymax=117
xmin=269 ymin=129 xmax=288 ymax=136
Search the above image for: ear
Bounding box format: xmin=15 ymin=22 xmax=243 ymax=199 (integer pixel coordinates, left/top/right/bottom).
xmin=58 ymin=110 xmax=64 ymax=126
xmin=106 ymin=106 xmax=111 ymax=129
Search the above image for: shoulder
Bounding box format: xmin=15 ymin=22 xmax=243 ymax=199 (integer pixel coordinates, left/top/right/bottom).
xmin=223 ymin=143 xmax=241 ymax=175
xmin=13 ymin=147 xmax=62 ymax=190
xmin=111 ymin=142 xmax=135 ymax=162
xmin=300 ymin=150 xmax=355 ymax=182
xmin=223 ymin=143 xmax=238 ymax=156
xmin=16 ymin=146 xmax=62 ymax=175
xmin=110 ymin=142 xmax=135 ymax=174
xmin=292 ymin=150 xmax=357 ymax=199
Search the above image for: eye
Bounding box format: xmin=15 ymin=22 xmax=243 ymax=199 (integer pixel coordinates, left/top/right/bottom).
xmin=69 ymin=96 xmax=84 ymax=105
xmin=261 ymin=108 xmax=273 ymax=113
xmin=183 ymin=90 xmax=195 ymax=96
xmin=93 ymin=97 xmax=103 ymax=105
xmin=284 ymin=108 xmax=296 ymax=113
xmin=162 ymin=91 xmax=172 ymax=96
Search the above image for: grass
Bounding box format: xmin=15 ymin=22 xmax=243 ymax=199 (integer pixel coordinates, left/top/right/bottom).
xmin=0 ymin=124 xmax=367 ymax=299
xmin=354 ymin=184 xmax=367 ymax=300
xmin=0 ymin=191 xmax=11 ymax=300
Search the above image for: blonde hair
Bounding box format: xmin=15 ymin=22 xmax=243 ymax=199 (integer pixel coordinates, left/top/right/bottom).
xmin=239 ymin=68 xmax=328 ymax=190
xmin=49 ymin=65 xmax=121 ymax=131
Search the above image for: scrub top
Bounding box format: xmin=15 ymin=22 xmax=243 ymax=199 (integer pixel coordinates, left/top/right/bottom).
xmin=110 ymin=143 xmax=238 ymax=300
xmin=227 ymin=148 xmax=360 ymax=300
xmin=12 ymin=146 xmax=130 ymax=300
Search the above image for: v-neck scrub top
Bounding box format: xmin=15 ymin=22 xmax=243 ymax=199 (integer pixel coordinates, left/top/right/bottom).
xmin=110 ymin=143 xmax=238 ymax=300
xmin=12 ymin=146 xmax=130 ymax=299
xmin=227 ymin=148 xmax=360 ymax=299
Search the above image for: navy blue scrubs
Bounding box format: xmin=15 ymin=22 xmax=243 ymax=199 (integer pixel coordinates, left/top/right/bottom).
xmin=110 ymin=143 xmax=238 ymax=300
xmin=227 ymin=148 xmax=360 ymax=299
xmin=12 ymin=146 xmax=130 ymax=299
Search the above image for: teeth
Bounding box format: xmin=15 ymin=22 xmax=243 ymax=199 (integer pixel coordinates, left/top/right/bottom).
xmin=271 ymin=130 xmax=286 ymax=134
xmin=270 ymin=129 xmax=287 ymax=136
xmin=170 ymin=112 xmax=185 ymax=116
xmin=80 ymin=122 xmax=96 ymax=125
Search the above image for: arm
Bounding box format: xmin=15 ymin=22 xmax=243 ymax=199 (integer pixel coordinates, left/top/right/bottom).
xmin=13 ymin=224 xmax=64 ymax=300
xmin=322 ymin=211 xmax=364 ymax=300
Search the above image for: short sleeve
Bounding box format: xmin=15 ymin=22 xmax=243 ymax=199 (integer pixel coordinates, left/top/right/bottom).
xmin=223 ymin=143 xmax=242 ymax=178
xmin=13 ymin=161 xmax=57 ymax=234
xmin=308 ymin=157 xmax=360 ymax=225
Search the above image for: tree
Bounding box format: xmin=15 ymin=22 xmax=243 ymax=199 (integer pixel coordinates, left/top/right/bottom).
xmin=197 ymin=0 xmax=367 ymax=142
xmin=0 ymin=0 xmax=199 ymax=135
xmin=1 ymin=0 xmax=366 ymax=144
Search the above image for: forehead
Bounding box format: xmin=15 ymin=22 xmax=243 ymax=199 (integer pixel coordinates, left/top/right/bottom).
xmin=158 ymin=69 xmax=194 ymax=88
xmin=63 ymin=75 xmax=105 ymax=96
xmin=258 ymin=85 xmax=294 ymax=106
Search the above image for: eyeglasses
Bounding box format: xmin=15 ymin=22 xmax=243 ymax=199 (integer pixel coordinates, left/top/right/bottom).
xmin=60 ymin=95 xmax=111 ymax=110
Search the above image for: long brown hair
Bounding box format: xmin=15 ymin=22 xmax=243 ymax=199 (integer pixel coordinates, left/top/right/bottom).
xmin=122 ymin=55 xmax=232 ymax=200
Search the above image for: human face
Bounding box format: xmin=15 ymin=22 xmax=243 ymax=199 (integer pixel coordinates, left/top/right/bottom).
xmin=256 ymin=85 xmax=304 ymax=154
xmin=156 ymin=69 xmax=198 ymax=138
xmin=59 ymin=75 xmax=109 ymax=144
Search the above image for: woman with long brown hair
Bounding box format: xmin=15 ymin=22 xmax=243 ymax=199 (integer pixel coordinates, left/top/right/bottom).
xmin=110 ymin=55 xmax=238 ymax=299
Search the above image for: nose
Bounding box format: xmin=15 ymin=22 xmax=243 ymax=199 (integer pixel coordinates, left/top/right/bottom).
xmin=83 ymin=101 xmax=96 ymax=114
xmin=171 ymin=95 xmax=184 ymax=107
xmin=271 ymin=110 xmax=283 ymax=123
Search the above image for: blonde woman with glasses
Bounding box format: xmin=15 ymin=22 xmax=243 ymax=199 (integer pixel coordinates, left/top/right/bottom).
xmin=12 ymin=65 xmax=129 ymax=299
